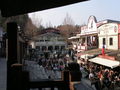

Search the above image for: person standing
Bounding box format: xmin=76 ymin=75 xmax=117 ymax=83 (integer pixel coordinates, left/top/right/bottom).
xmin=102 ymin=45 xmax=105 ymax=56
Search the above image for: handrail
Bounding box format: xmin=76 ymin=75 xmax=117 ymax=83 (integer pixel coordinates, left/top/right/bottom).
xmin=28 ymin=70 xmax=70 ymax=90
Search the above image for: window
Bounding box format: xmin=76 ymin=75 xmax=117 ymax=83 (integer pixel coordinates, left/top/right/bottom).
xmin=55 ymin=46 xmax=59 ymax=50
xmin=58 ymin=39 xmax=64 ymax=41
xmin=109 ymin=38 xmax=113 ymax=45
xmin=39 ymin=40 xmax=44 ymax=42
xmin=91 ymin=21 xmax=93 ymax=28
xmin=61 ymin=46 xmax=65 ymax=50
xmin=35 ymin=40 xmax=39 ymax=42
xmin=48 ymin=46 xmax=53 ymax=51
xmin=36 ymin=46 xmax=40 ymax=50
xmin=45 ymin=40 xmax=50 ymax=42
xmin=82 ymin=38 xmax=85 ymax=45
xmin=103 ymin=38 xmax=106 ymax=45
xmin=42 ymin=46 xmax=47 ymax=51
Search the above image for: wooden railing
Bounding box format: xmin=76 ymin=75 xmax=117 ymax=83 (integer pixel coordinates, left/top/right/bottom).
xmin=28 ymin=70 xmax=70 ymax=90
xmin=8 ymin=63 xmax=82 ymax=90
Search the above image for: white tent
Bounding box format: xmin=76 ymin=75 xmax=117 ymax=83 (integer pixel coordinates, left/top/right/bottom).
xmin=89 ymin=57 xmax=120 ymax=68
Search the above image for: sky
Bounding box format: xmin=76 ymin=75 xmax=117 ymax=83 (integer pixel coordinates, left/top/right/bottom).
xmin=28 ymin=0 xmax=120 ymax=27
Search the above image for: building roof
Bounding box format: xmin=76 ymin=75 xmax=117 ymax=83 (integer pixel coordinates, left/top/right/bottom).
xmin=33 ymin=32 xmax=61 ymax=39
xmin=32 ymin=28 xmax=65 ymax=40
xmin=0 ymin=0 xmax=87 ymax=17
xmin=100 ymin=19 xmax=120 ymax=24
xmin=39 ymin=28 xmax=60 ymax=35
xmin=97 ymin=19 xmax=120 ymax=27
xmin=81 ymin=17 xmax=120 ymax=29
xmin=79 ymin=49 xmax=120 ymax=61
xmin=89 ymin=57 xmax=119 ymax=68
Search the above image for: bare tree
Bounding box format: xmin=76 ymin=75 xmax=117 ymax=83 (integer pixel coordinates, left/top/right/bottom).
xmin=45 ymin=21 xmax=53 ymax=28
xmin=59 ymin=13 xmax=75 ymax=39
xmin=24 ymin=17 xmax=38 ymax=38
xmin=57 ymin=14 xmax=81 ymax=43
xmin=29 ymin=13 xmax=43 ymax=28
xmin=62 ymin=13 xmax=74 ymax=25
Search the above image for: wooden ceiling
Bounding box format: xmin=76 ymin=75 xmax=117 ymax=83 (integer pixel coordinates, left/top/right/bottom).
xmin=0 ymin=0 xmax=88 ymax=17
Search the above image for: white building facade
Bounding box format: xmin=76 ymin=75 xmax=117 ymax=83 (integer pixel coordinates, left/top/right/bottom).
xmin=98 ymin=23 xmax=120 ymax=50
xmin=69 ymin=16 xmax=120 ymax=51
xmin=80 ymin=16 xmax=98 ymax=50
xmin=33 ymin=33 xmax=67 ymax=51
xmin=69 ymin=16 xmax=100 ymax=51
xmin=30 ymin=28 xmax=67 ymax=58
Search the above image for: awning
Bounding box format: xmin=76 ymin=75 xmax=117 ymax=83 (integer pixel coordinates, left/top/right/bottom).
xmin=68 ymin=36 xmax=80 ymax=40
xmin=75 ymin=53 xmax=94 ymax=59
xmin=89 ymin=57 xmax=120 ymax=68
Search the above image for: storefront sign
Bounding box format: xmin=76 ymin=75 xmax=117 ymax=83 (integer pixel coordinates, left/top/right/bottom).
xmin=98 ymin=23 xmax=118 ymax=35
xmin=81 ymin=16 xmax=97 ymax=35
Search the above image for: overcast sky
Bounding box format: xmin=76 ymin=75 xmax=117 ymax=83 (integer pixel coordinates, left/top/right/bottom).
xmin=28 ymin=0 xmax=120 ymax=27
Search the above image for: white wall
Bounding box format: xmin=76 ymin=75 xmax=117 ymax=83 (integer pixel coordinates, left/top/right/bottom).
xmin=99 ymin=36 xmax=118 ymax=50
xmin=32 ymin=33 xmax=67 ymax=50
xmin=98 ymin=23 xmax=118 ymax=50
xmin=108 ymin=36 xmax=118 ymax=50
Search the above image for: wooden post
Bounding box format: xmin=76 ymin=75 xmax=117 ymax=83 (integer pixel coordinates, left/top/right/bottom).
xmin=10 ymin=64 xmax=23 ymax=90
xmin=7 ymin=22 xmax=18 ymax=65
xmin=62 ymin=70 xmax=70 ymax=90
xmin=7 ymin=22 xmax=18 ymax=90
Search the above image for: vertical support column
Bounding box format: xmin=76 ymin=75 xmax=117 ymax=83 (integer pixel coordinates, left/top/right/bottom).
xmin=85 ymin=36 xmax=87 ymax=50
xmin=53 ymin=45 xmax=55 ymax=52
xmin=62 ymin=70 xmax=70 ymax=90
xmin=7 ymin=22 xmax=18 ymax=90
xmin=17 ymin=40 xmax=20 ymax=63
xmin=0 ymin=41 xmax=1 ymax=57
xmin=19 ymin=42 xmax=23 ymax=63
xmin=40 ymin=46 xmax=41 ymax=52
xmin=7 ymin=22 xmax=18 ymax=65
xmin=118 ymin=34 xmax=120 ymax=49
xmin=47 ymin=46 xmax=48 ymax=51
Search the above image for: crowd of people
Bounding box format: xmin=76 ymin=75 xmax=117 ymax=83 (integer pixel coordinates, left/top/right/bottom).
xmin=23 ymin=55 xmax=70 ymax=81
xmin=37 ymin=57 xmax=68 ymax=72
xmin=79 ymin=58 xmax=120 ymax=90
xmin=24 ymin=50 xmax=120 ymax=90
